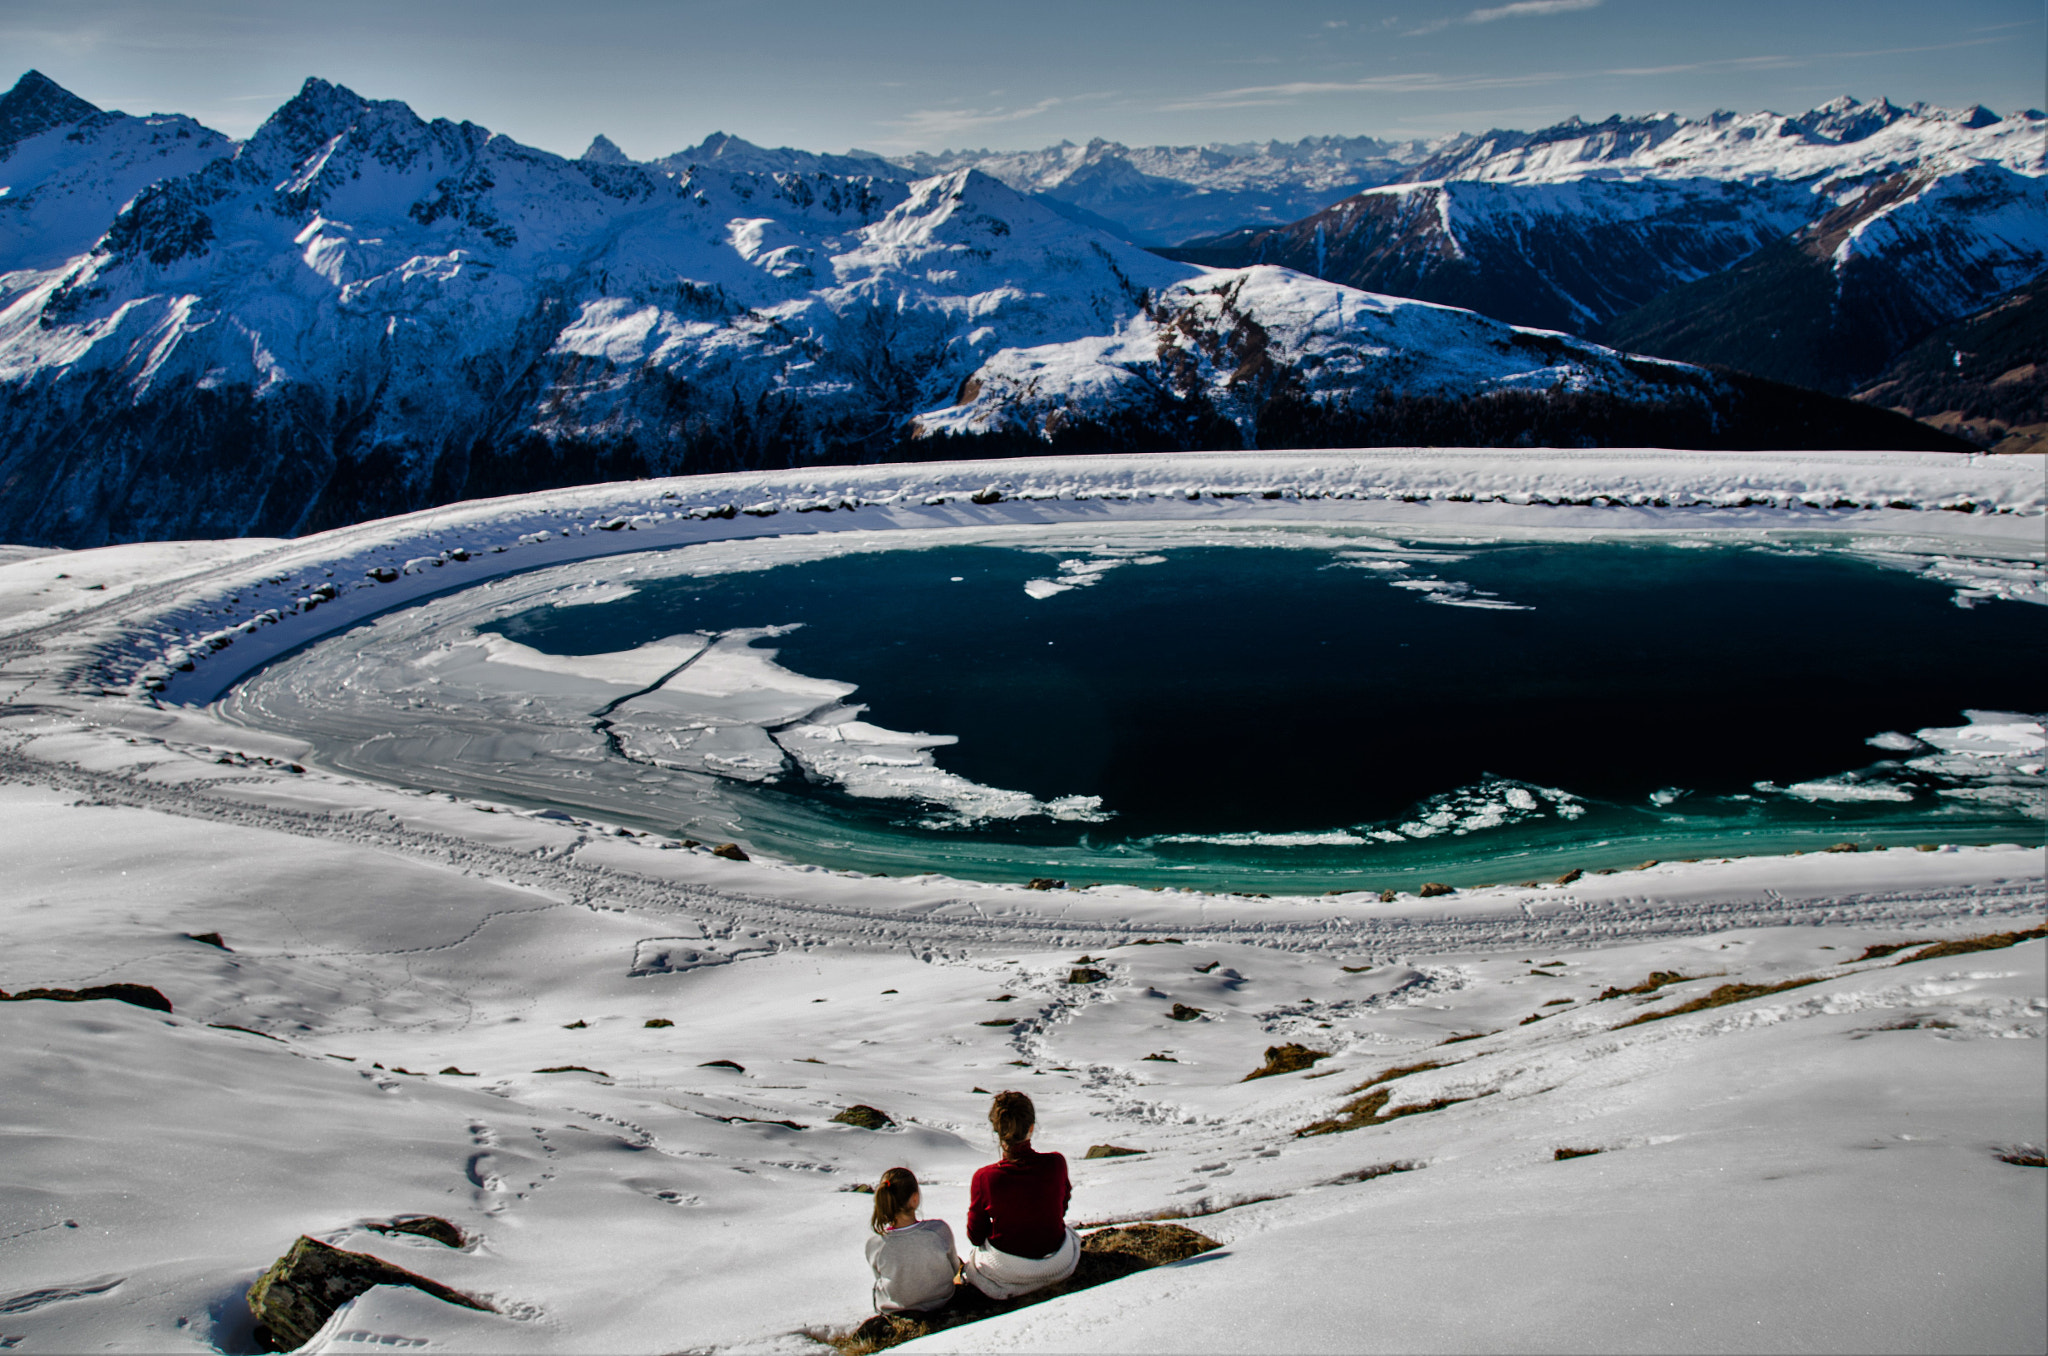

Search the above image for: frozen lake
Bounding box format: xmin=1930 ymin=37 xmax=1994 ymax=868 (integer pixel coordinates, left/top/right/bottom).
xmin=223 ymin=526 xmax=2045 ymax=891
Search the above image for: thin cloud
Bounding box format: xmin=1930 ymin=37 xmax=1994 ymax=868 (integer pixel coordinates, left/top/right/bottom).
xmin=884 ymin=97 xmax=1067 ymax=143
xmin=1164 ymin=32 xmax=2010 ymax=114
xmin=1406 ymin=0 xmax=1600 ymax=36
xmin=1467 ymin=0 xmax=1601 ymax=22
xmin=1160 ymin=70 xmax=1571 ymax=112
xmin=1602 ymin=54 xmax=1799 ymax=77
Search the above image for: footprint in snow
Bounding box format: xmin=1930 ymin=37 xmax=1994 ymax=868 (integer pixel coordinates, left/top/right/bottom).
xmin=0 ymin=1275 xmax=125 ymax=1315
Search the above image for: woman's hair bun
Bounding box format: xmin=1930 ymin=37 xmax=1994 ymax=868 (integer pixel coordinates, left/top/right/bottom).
xmin=989 ymin=1089 xmax=1035 ymax=1145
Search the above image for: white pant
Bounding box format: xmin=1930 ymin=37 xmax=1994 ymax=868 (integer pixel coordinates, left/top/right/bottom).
xmin=963 ymin=1226 xmax=1080 ymax=1299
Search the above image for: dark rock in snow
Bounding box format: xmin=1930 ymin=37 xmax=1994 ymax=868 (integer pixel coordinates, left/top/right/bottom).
xmin=830 ymin=1104 xmax=895 ymax=1129
xmin=0 ymin=982 xmax=172 ymax=1013
xmin=1067 ymin=967 xmax=1109 ymax=985
xmin=183 ymin=931 xmax=230 ymax=950
xmin=1242 ymin=1042 xmax=1331 ymax=1081
xmin=710 ymin=842 xmax=750 ymax=861
xmin=366 ymin=1216 xmax=465 ymax=1248
xmin=1084 ymin=1144 xmax=1144 ymax=1159
xmin=247 ymin=1235 xmax=487 ymax=1351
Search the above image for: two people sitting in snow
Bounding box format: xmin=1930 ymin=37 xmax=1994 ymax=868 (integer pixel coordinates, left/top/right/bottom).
xmin=865 ymin=1089 xmax=1079 ymax=1317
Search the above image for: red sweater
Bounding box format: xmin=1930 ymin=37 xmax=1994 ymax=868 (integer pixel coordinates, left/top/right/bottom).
xmin=967 ymin=1146 xmax=1071 ymax=1259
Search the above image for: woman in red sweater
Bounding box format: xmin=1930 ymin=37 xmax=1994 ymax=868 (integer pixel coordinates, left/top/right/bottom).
xmin=962 ymin=1090 xmax=1079 ymax=1299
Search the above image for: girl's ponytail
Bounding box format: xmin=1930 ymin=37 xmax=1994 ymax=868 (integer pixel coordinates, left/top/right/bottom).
xmin=870 ymin=1166 xmax=919 ymax=1235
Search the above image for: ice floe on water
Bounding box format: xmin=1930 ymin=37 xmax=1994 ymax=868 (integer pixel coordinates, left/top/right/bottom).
xmin=224 ymin=569 xmax=1112 ymax=830
xmin=1021 ymin=548 xmax=1167 ymax=599
xmin=1146 ymin=780 xmax=1588 ymax=853
xmin=1151 ymin=829 xmax=1374 ymax=848
xmin=1331 ymin=544 xmax=1531 ymax=609
xmin=1768 ymin=710 xmax=2046 ymax=815
xmin=1848 ymin=546 xmax=2048 ymax=609
xmin=1781 ymin=778 xmax=1920 ymax=804
xmin=1386 ymin=576 xmax=1532 ymax=610
xmin=1395 ymin=779 xmax=1587 ymax=837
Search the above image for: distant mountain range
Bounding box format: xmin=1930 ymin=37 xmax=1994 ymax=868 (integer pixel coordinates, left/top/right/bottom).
xmin=0 ymin=72 xmax=1969 ymax=546
xmin=567 ymin=100 xmax=2048 ymax=424
xmin=1159 ymin=100 xmax=2047 ymax=411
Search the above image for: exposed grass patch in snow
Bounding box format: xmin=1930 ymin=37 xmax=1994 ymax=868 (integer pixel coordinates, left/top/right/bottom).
xmin=1854 ymin=940 xmax=1929 ymax=962
xmin=1320 ymin=1160 xmax=1423 ymax=1186
xmin=1594 ymin=969 xmax=1708 ymax=1001
xmin=1294 ymin=1062 xmax=1476 ymax=1138
xmin=1896 ymin=926 xmax=2047 ymax=965
xmin=1295 ymin=1086 xmax=1484 ymax=1138
xmin=1613 ymin=976 xmax=1827 ymax=1028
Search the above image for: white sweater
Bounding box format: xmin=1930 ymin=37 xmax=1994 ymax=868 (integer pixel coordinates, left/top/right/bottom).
xmin=866 ymin=1218 xmax=960 ymax=1314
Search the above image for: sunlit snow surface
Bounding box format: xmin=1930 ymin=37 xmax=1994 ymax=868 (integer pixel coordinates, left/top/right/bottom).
xmin=0 ymin=451 xmax=2042 ymax=1355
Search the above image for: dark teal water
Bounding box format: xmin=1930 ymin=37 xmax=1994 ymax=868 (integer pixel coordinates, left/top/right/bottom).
xmin=482 ymin=541 xmax=2045 ymax=887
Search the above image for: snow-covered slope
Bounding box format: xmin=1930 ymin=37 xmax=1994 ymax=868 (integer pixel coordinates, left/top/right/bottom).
xmin=2 ymin=74 xmax=1953 ymax=550
xmin=0 ymin=458 xmax=2041 ymax=1353
xmin=1170 ymin=99 xmax=2048 ymax=389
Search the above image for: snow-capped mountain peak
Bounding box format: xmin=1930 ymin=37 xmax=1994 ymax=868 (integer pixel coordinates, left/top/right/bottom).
xmin=0 ymin=75 xmax=1980 ymax=547
xmin=580 ymin=133 xmax=631 ymax=165
xmin=0 ymin=71 xmax=234 ymax=275
xmin=0 ymin=68 xmax=100 ymax=149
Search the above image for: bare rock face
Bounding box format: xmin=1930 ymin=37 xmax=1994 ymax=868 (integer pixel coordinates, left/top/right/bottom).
xmin=247 ymin=1235 xmax=487 ymax=1351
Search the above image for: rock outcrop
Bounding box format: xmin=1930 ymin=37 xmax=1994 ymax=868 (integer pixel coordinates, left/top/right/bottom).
xmin=246 ymin=1235 xmax=487 ymax=1351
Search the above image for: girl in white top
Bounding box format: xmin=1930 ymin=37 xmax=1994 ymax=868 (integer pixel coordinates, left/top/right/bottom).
xmin=864 ymin=1166 xmax=961 ymax=1316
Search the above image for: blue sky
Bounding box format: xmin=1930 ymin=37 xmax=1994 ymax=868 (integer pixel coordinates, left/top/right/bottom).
xmin=4 ymin=0 xmax=2042 ymax=157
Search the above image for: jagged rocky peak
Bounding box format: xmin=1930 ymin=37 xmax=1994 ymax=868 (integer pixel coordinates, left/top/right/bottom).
xmin=581 ymin=133 xmax=632 ymax=164
xmin=1943 ymin=104 xmax=2003 ymax=130
xmin=1 ymin=69 xmax=102 ymax=148
xmin=243 ymin=76 xmax=394 ymax=167
xmin=652 ymin=130 xmax=899 ymax=182
xmin=237 ymin=75 xmax=482 ymax=182
xmin=1792 ymin=96 xmax=1915 ymax=143
xmin=684 ymin=129 xmax=751 ymax=159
